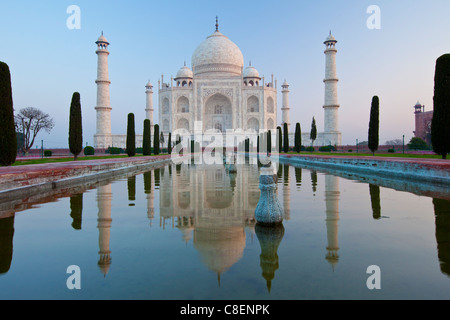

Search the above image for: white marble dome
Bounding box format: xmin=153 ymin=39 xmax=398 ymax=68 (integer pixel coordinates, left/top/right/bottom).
xmin=176 ymin=65 xmax=194 ymax=79
xmin=191 ymin=30 xmax=244 ymax=76
xmin=243 ymin=65 xmax=260 ymax=79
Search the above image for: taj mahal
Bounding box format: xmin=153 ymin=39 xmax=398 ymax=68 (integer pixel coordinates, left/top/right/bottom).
xmin=93 ymin=18 xmax=342 ymax=149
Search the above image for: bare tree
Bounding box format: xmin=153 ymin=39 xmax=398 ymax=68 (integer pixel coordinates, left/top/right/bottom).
xmin=14 ymin=107 xmax=55 ymax=154
xmin=385 ymin=139 xmax=403 ymax=146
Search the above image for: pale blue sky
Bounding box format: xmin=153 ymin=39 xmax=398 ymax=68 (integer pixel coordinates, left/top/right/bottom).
xmin=1 ymin=0 xmax=449 ymax=147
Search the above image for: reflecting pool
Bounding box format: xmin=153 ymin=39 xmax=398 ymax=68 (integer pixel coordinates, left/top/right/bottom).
xmin=0 ymin=158 xmax=450 ymax=300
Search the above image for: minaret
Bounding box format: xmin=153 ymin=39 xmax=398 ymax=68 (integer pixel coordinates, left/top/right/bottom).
xmin=94 ymin=33 xmax=112 ymax=149
xmin=145 ymin=81 xmax=154 ymax=135
xmin=281 ymin=80 xmax=291 ymax=132
xmin=323 ymin=32 xmax=341 ymax=145
xmin=97 ymin=184 xmax=112 ymax=276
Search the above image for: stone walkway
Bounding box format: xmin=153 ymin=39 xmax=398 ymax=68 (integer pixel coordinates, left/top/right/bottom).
xmin=0 ymin=155 xmax=172 ymax=192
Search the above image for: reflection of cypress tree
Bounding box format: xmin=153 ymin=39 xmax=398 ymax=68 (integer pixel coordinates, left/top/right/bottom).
xmin=433 ymin=198 xmax=450 ymax=276
xmin=154 ymin=169 xmax=160 ymax=188
xmin=143 ymin=171 xmax=151 ymax=194
xmin=294 ymin=167 xmax=302 ymax=189
xmin=277 ymin=162 xmax=283 ymax=180
xmin=255 ymin=223 xmax=285 ymax=293
xmin=176 ymin=164 xmax=181 ymax=174
xmin=311 ymin=170 xmax=317 ymax=193
xmin=283 ymin=164 xmax=289 ymax=185
xmin=128 ymin=176 xmax=136 ymax=203
xmin=70 ymin=193 xmax=83 ymax=230
xmin=369 ymin=184 xmax=381 ymax=220
xmin=0 ymin=216 xmax=15 ymax=274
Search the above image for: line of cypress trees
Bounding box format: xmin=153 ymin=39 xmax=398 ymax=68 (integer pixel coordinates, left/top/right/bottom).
xmin=0 ymin=62 xmax=17 ymax=166
xmin=126 ymin=113 xmax=136 ymax=157
xmin=368 ymin=96 xmax=379 ymax=155
xmin=294 ymin=122 xmax=301 ymax=153
xmin=283 ymin=123 xmax=289 ymax=153
xmin=143 ymin=119 xmax=151 ymax=156
xmin=69 ymin=92 xmax=82 ymax=161
xmin=154 ymin=124 xmax=160 ymax=155
xmin=432 ymin=54 xmax=450 ymax=159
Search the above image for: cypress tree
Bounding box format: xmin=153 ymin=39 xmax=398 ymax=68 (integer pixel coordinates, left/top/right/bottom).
xmin=294 ymin=122 xmax=301 ymax=153
xmin=310 ymin=117 xmax=317 ymax=148
xmin=68 ymin=92 xmax=83 ymax=161
xmin=143 ymin=119 xmax=151 ymax=156
xmin=432 ymin=54 xmax=450 ymax=159
xmin=368 ymin=96 xmax=379 ymax=155
xmin=154 ymin=124 xmax=160 ymax=155
xmin=283 ymin=122 xmax=289 ymax=153
xmin=257 ymin=135 xmax=260 ymax=154
xmin=267 ymin=130 xmax=272 ymax=155
xmin=168 ymin=132 xmax=172 ymax=155
xmin=277 ymin=126 xmax=282 ymax=153
xmin=0 ymin=62 xmax=17 ymax=166
xmin=126 ymin=113 xmax=136 ymax=157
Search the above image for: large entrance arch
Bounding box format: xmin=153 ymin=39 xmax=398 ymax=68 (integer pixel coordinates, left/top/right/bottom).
xmin=204 ymin=93 xmax=233 ymax=132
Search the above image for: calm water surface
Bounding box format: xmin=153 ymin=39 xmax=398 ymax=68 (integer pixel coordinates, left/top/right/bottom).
xmin=0 ymin=159 xmax=449 ymax=300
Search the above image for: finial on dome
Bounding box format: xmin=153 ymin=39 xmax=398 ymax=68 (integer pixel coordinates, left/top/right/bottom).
xmin=215 ymin=16 xmax=219 ymax=32
xmin=249 ymin=61 xmax=252 ymax=67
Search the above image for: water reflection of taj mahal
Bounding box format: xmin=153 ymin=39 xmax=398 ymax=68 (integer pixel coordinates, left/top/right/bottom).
xmin=95 ymin=159 xmax=343 ymax=290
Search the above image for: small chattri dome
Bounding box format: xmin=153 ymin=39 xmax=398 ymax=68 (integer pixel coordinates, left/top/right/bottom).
xmin=176 ymin=65 xmax=194 ymax=79
xmin=97 ymin=33 xmax=109 ymax=43
xmin=243 ymin=65 xmax=260 ymax=79
xmin=145 ymin=80 xmax=153 ymax=88
xmin=324 ymin=31 xmax=337 ymax=43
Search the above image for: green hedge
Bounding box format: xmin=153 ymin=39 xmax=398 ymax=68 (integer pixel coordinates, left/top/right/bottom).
xmin=84 ymin=146 xmax=95 ymax=156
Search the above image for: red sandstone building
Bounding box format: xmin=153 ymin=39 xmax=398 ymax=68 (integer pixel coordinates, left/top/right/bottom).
xmin=413 ymin=101 xmax=433 ymax=145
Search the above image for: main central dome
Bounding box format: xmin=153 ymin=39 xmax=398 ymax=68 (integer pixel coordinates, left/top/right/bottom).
xmin=191 ymin=29 xmax=244 ymax=76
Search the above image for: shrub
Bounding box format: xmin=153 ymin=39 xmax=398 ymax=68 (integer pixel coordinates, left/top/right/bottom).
xmin=107 ymin=147 xmax=123 ymax=155
xmin=305 ymin=146 xmax=314 ymax=152
xmin=388 ymin=148 xmax=395 ymax=153
xmin=348 ymin=149 xmax=353 ymax=152
xmin=44 ymin=150 xmax=52 ymax=157
xmin=408 ymin=137 xmax=430 ymax=150
xmin=319 ymin=145 xmax=336 ymax=152
xmin=84 ymin=146 xmax=95 ymax=156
